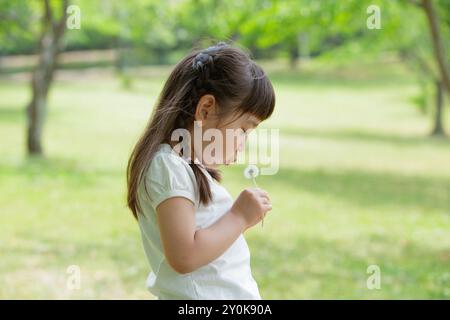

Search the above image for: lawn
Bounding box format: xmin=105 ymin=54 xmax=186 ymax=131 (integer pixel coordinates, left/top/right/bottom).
xmin=0 ymin=59 xmax=449 ymax=299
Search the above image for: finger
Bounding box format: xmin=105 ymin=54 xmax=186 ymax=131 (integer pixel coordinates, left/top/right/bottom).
xmin=254 ymin=189 xmax=270 ymax=199
xmin=259 ymin=194 xmax=271 ymax=203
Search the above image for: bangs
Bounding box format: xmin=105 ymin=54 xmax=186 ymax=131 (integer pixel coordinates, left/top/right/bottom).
xmin=239 ymin=62 xmax=275 ymax=121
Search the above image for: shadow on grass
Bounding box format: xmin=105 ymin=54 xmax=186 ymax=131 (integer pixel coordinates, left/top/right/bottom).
xmin=282 ymin=127 xmax=450 ymax=147
xmin=3 ymin=151 xmax=450 ymax=213
xmin=0 ymin=231 xmax=148 ymax=295
xmin=249 ymin=233 xmax=449 ymax=299
xmin=0 ymin=107 xmax=25 ymax=123
xmin=228 ymin=166 xmax=450 ymax=213
xmin=1 ymin=156 xmax=121 ymax=182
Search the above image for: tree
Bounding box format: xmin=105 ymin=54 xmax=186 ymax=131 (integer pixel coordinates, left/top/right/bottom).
xmin=390 ymin=0 xmax=450 ymax=136
xmin=26 ymin=0 xmax=68 ymax=155
xmin=420 ymin=0 xmax=450 ymax=135
xmin=328 ymin=0 xmax=450 ymax=136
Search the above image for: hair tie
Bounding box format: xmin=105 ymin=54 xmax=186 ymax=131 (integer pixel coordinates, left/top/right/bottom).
xmin=192 ymin=52 xmax=211 ymax=70
xmin=192 ymin=42 xmax=228 ymax=71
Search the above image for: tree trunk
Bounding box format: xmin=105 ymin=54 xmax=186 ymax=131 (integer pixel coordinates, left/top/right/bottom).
xmin=289 ymin=43 xmax=300 ymax=70
xmin=421 ymin=0 xmax=450 ymax=92
xmin=26 ymin=0 xmax=68 ymax=156
xmin=431 ymin=80 xmax=445 ymax=136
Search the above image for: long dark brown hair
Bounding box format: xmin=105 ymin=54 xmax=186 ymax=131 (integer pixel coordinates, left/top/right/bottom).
xmin=127 ymin=42 xmax=275 ymax=219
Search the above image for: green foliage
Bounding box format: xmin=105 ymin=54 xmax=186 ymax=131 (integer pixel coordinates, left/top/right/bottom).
xmin=0 ymin=0 xmax=39 ymax=55
xmin=1 ymin=0 xmax=449 ymax=71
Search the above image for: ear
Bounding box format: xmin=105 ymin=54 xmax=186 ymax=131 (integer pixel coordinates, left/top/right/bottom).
xmin=194 ymin=94 xmax=217 ymax=125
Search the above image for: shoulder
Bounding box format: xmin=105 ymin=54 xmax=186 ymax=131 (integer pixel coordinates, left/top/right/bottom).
xmin=142 ymin=150 xmax=198 ymax=209
xmin=147 ymin=150 xmax=195 ymax=182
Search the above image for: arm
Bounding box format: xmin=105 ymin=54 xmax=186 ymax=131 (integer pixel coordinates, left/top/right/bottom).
xmin=156 ymin=197 xmax=247 ymax=274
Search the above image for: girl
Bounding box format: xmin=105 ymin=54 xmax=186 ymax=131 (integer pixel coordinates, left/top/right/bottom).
xmin=126 ymin=42 xmax=275 ymax=300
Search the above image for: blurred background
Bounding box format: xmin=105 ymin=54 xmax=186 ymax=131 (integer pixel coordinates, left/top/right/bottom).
xmin=0 ymin=0 xmax=449 ymax=299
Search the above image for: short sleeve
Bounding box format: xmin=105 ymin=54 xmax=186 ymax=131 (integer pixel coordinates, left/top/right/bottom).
xmin=144 ymin=153 xmax=197 ymax=209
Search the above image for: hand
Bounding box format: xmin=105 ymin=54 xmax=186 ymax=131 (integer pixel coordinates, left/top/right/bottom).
xmin=230 ymin=188 xmax=272 ymax=231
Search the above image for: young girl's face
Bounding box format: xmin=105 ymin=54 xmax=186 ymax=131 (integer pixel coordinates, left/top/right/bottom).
xmin=216 ymin=112 xmax=261 ymax=166
xmin=192 ymin=95 xmax=261 ymax=168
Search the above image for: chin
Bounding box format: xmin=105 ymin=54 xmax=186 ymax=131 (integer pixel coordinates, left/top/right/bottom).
xmin=224 ymin=159 xmax=236 ymax=166
xmin=205 ymin=157 xmax=235 ymax=168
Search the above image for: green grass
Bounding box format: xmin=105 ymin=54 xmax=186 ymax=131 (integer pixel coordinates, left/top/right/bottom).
xmin=0 ymin=59 xmax=449 ymax=299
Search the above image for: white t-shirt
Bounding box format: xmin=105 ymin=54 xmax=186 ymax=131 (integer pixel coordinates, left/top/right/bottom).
xmin=136 ymin=143 xmax=261 ymax=300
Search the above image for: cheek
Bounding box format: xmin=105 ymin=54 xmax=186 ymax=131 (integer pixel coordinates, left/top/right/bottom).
xmin=225 ymin=130 xmax=246 ymax=159
xmin=236 ymin=134 xmax=246 ymax=151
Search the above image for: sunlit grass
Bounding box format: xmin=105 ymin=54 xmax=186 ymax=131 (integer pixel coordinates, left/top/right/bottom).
xmin=0 ymin=60 xmax=449 ymax=299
